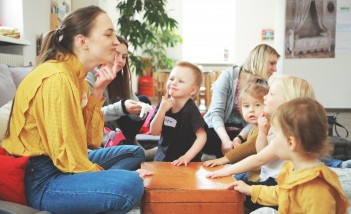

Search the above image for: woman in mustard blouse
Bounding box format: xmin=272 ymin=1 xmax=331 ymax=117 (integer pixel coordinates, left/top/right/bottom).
xmin=2 ymin=6 xmax=151 ymax=214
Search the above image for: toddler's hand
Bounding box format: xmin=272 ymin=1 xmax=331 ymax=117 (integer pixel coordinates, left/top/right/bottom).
xmin=227 ymin=180 xmax=252 ymax=196
xmin=159 ymin=91 xmax=173 ymax=113
xmin=171 ymin=155 xmax=190 ymax=166
xmin=206 ymin=168 xmax=231 ymax=179
xmin=203 ymin=157 xmax=230 ymax=167
xmin=258 ymin=112 xmax=269 ymax=134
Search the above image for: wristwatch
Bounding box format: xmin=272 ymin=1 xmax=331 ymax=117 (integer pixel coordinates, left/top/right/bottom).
xmin=236 ymin=134 xmax=245 ymax=143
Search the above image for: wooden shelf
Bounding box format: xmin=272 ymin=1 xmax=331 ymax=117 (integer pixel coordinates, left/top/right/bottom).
xmin=0 ymin=35 xmax=30 ymax=46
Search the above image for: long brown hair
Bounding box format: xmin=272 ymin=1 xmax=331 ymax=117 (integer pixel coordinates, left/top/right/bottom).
xmin=37 ymin=6 xmax=105 ymax=64
xmin=6 ymin=6 xmax=106 ymax=138
xmin=107 ymin=35 xmax=132 ymax=103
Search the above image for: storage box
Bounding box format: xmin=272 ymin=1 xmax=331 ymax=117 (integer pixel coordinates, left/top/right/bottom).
xmin=141 ymin=162 xmax=244 ymax=214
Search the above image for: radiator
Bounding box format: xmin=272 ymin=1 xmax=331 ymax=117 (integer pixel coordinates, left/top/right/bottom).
xmin=0 ymin=53 xmax=24 ymax=67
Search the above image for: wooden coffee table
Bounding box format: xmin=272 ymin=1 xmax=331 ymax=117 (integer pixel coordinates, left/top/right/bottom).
xmin=141 ymin=162 xmax=244 ymax=214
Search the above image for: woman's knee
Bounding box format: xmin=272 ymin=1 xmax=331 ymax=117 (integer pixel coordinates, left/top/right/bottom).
xmin=109 ymin=172 xmax=144 ymax=212
xmin=134 ymin=145 xmax=146 ymax=160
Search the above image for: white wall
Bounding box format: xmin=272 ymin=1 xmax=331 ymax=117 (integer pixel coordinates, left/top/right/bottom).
xmin=2 ymin=0 xmax=349 ymax=108
xmin=22 ymin=0 xmax=50 ymax=65
xmin=171 ymin=0 xmax=351 ymax=109
xmin=166 ymin=0 xmax=183 ymax=62
xmin=0 ymin=0 xmax=24 ymax=33
xmin=72 ymin=0 xmax=118 ymax=25
xmin=171 ymin=0 xmax=277 ymax=71
xmin=276 ymin=0 xmax=351 ymax=109
xmin=235 ymin=0 xmax=276 ymax=65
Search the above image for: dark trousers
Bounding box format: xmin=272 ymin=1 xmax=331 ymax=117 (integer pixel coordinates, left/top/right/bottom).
xmin=244 ymin=177 xmax=278 ymax=212
xmin=117 ymin=95 xmax=151 ymax=144
xmin=202 ymin=127 xmax=241 ymax=158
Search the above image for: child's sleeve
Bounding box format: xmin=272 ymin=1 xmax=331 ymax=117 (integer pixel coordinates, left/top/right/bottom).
xmin=190 ymin=102 xmax=207 ymax=132
xmin=225 ymin=127 xmax=258 ymax=163
xmin=251 ymin=185 xmax=279 ymax=206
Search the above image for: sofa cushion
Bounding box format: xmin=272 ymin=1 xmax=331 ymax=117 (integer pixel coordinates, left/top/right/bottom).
xmin=0 ymin=147 xmax=29 ymax=205
xmin=0 ymin=64 xmax=16 ymax=107
xmin=9 ymin=66 xmax=33 ymax=88
xmin=0 ymin=100 xmax=12 ymax=144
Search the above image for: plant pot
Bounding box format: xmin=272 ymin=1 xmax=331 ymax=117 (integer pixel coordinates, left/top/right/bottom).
xmin=141 ymin=57 xmax=153 ymax=77
xmin=138 ymin=76 xmax=154 ymax=97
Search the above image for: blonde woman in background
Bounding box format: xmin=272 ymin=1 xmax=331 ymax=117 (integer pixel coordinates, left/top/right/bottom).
xmin=203 ymin=44 xmax=280 ymax=158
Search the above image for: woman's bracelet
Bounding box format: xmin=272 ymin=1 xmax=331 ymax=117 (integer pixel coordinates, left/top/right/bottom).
xmin=236 ymin=134 xmax=245 ymax=143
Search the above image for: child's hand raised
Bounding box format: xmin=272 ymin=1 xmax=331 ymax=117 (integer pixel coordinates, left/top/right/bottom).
xmin=159 ymin=91 xmax=173 ymax=113
xmin=258 ymin=112 xmax=269 ymax=135
xmin=227 ymin=180 xmax=252 ymax=196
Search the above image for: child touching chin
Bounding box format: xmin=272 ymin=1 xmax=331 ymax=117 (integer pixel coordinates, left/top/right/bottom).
xmin=150 ymin=62 xmax=207 ymax=166
xmin=229 ymin=98 xmax=349 ymax=214
xmin=204 ymin=83 xmax=268 ymax=182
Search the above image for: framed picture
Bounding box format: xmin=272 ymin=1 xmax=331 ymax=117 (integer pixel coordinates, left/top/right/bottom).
xmin=50 ymin=0 xmax=72 ymax=30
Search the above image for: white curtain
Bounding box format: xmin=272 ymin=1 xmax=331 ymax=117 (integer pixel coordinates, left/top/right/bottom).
xmin=314 ymin=0 xmax=328 ymax=32
xmin=288 ymin=0 xmax=312 ymax=31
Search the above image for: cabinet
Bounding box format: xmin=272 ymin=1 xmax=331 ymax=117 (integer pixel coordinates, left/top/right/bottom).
xmin=0 ymin=35 xmax=31 ymax=66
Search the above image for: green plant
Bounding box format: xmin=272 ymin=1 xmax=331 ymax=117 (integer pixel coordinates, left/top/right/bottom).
xmin=116 ymin=0 xmax=182 ymax=76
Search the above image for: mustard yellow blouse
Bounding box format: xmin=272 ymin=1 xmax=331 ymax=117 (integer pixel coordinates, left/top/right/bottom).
xmin=3 ymin=55 xmax=105 ymax=173
xmin=252 ymin=161 xmax=349 ymax=214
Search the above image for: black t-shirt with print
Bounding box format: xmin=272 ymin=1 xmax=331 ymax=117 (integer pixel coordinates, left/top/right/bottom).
xmin=152 ymin=99 xmax=207 ymax=162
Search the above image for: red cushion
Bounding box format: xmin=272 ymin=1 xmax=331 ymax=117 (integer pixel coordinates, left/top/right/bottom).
xmin=0 ymin=147 xmax=29 ymax=205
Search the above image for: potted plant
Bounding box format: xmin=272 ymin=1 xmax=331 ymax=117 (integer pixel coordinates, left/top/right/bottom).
xmin=116 ymin=0 xmax=182 ymax=96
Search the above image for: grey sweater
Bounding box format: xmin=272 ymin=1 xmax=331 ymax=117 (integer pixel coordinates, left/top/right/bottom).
xmin=204 ymin=66 xmax=251 ymax=135
xmin=85 ymin=70 xmax=144 ymax=123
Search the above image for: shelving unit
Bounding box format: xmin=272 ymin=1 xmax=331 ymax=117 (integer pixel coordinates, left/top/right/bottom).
xmin=0 ymin=35 xmax=31 ymax=66
xmin=0 ymin=35 xmax=30 ymax=46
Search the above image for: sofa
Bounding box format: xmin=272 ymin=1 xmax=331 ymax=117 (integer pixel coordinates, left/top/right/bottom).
xmin=0 ymin=64 xmax=51 ymax=214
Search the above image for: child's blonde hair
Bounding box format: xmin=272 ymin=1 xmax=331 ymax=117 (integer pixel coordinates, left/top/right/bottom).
xmin=268 ymin=74 xmax=315 ymax=101
xmin=239 ymin=83 xmax=269 ymax=114
xmin=271 ymin=97 xmax=331 ymax=157
xmin=175 ymin=61 xmax=202 ymax=87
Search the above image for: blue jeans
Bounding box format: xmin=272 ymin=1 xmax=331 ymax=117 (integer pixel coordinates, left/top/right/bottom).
xmin=234 ymin=172 xmax=249 ymax=182
xmin=321 ymin=158 xmax=342 ymax=168
xmin=24 ymin=146 xmax=145 ymax=214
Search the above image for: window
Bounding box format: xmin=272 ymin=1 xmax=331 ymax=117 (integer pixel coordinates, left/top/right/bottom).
xmin=182 ymin=0 xmax=236 ymax=64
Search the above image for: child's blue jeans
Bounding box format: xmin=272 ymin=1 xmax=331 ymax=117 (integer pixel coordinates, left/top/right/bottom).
xmin=24 ymin=146 xmax=145 ymax=214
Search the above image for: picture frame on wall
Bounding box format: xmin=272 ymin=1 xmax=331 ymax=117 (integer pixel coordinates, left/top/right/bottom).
xmin=50 ymin=0 xmax=72 ymax=30
xmin=285 ymin=0 xmax=336 ymax=59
